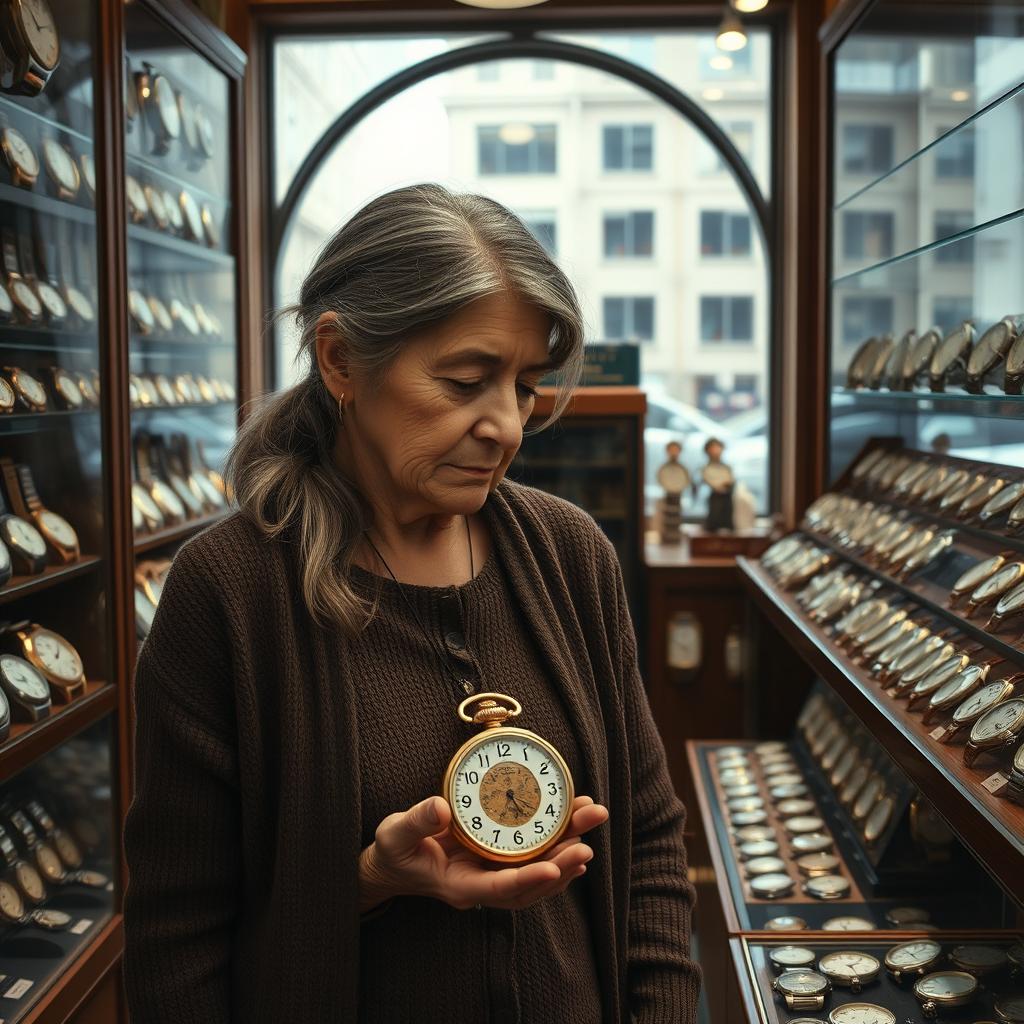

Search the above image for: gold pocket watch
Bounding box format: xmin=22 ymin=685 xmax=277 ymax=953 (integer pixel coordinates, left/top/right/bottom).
xmin=442 ymin=693 xmax=574 ymax=864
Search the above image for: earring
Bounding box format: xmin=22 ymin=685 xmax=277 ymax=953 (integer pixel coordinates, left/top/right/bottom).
xmin=337 ymin=392 xmax=346 ymax=421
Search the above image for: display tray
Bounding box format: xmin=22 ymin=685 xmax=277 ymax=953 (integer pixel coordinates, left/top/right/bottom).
xmin=734 ymin=934 xmax=1024 ymax=1023
xmin=688 ymin=739 xmax=1007 ymax=935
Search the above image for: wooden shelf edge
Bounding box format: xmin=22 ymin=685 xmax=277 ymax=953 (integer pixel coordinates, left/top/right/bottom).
xmin=0 ymin=682 xmax=117 ymax=782
xmin=133 ymin=510 xmax=227 ymax=554
xmin=0 ymin=558 xmax=103 ymax=607
xmin=25 ymin=915 xmax=123 ymax=1024
xmin=738 ymin=555 xmax=1024 ymax=907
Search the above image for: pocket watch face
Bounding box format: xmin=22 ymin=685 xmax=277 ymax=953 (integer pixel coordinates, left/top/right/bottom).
xmin=749 ymin=872 xmax=794 ymax=898
xmin=886 ymin=939 xmax=941 ymax=969
xmin=769 ymin=945 xmax=816 ymax=969
xmin=738 ymin=839 xmax=778 ymax=859
xmin=950 ymin=943 xmax=1007 ymax=971
xmin=0 ymin=654 xmax=50 ymax=701
xmin=33 ymin=908 xmax=71 ymax=930
xmin=765 ymin=915 xmax=807 ymax=931
xmin=981 ymin=479 xmax=1024 ymax=520
xmin=36 ymin=281 xmax=66 ymax=320
xmin=10 ymin=279 xmax=42 ymax=319
xmin=35 ymin=843 xmax=62 ymax=881
xmin=731 ymin=810 xmax=768 ymax=826
xmin=777 ymin=798 xmax=815 ymax=817
xmin=449 ymin=730 xmax=569 ymax=857
xmin=745 ymin=855 xmax=786 ymax=876
xmin=38 ymin=510 xmax=76 ymax=548
xmin=805 ymin=873 xmax=850 ymax=899
xmin=15 ymin=861 xmax=45 ymax=901
xmin=823 ymin=915 xmax=875 ymax=931
xmin=829 ymin=1005 xmax=895 ymax=1024
xmin=3 ymin=128 xmax=39 ymax=177
xmin=153 ymin=75 xmax=182 ymax=138
xmin=820 ymin=951 xmax=880 ymax=981
xmin=784 ymin=815 xmax=825 ymax=835
xmin=728 ymin=797 xmax=763 ymax=813
xmin=967 ymin=319 xmax=1014 ymax=376
xmin=796 ymin=851 xmax=840 ymax=876
xmin=734 ymin=824 xmax=773 ymax=843
xmin=915 ymin=971 xmax=977 ymax=999
xmin=54 ymin=369 xmax=83 ymax=406
xmin=863 ymin=795 xmax=895 ymax=843
xmin=30 ymin=628 xmax=83 ymax=682
xmin=42 ymin=139 xmax=78 ymax=193
xmin=4 ymin=515 xmax=46 ymax=557
xmin=972 ymin=562 xmax=1024 ymax=604
xmin=20 ymin=0 xmax=60 ymax=69
xmin=724 ymin=783 xmax=758 ymax=798
xmin=775 ymin=969 xmax=827 ymax=995
xmin=0 ymin=879 xmax=23 ymax=921
xmin=971 ymin=698 xmax=1024 ymax=744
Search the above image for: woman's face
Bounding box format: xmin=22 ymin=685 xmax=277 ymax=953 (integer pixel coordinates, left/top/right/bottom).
xmin=325 ymin=291 xmax=554 ymax=521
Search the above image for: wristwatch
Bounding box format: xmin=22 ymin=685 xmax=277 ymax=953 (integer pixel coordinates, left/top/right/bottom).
xmin=75 ymin=371 xmax=98 ymax=407
xmin=922 ymin=663 xmax=989 ymax=724
xmin=135 ymin=432 xmax=185 ymax=525
xmin=885 ymin=939 xmax=943 ymax=983
xmin=980 ymin=479 xmax=1024 ymax=524
xmin=963 ymin=697 xmax=1024 ymax=767
xmin=151 ymin=434 xmax=204 ymax=517
xmin=179 ymin=189 xmax=203 ymax=242
xmin=0 ymin=122 xmax=38 ymax=188
xmin=147 ymin=295 xmax=173 ymax=334
xmin=966 ymin=318 xmax=1016 ymax=393
xmin=908 ymin=659 xmax=987 ymax=710
xmin=939 ymin=472 xmax=987 ymax=515
xmin=772 ymin=968 xmax=831 ymax=1011
xmin=125 ymin=175 xmax=149 ymax=224
xmin=818 ymin=950 xmax=880 ymax=993
xmin=9 ymin=461 xmax=78 ymax=562
xmin=986 ymin=581 xmax=1024 ymax=631
xmin=40 ymin=136 xmax=79 ymax=201
xmin=866 ymin=333 xmax=894 ymax=389
xmin=201 ymin=202 xmax=220 ymax=247
xmin=6 ymin=808 xmax=104 ymax=889
xmin=0 ymin=475 xmax=47 ymax=574
xmin=137 ymin=65 xmax=181 ymax=156
xmin=1 ymin=228 xmax=42 ymax=323
xmin=965 ymin=562 xmax=1024 ymax=615
xmin=863 ymin=795 xmax=895 ymax=845
xmin=0 ymin=653 xmax=50 ymax=721
xmin=0 ymin=824 xmax=46 ymax=905
xmin=957 ymin=476 xmax=1007 ymax=519
xmin=143 ymin=183 xmax=169 ymax=230
xmin=929 ymin=320 xmax=975 ymax=392
xmin=161 ymin=187 xmax=183 ymax=234
xmin=169 ymin=297 xmax=200 ymax=337
xmin=128 ymin=287 xmax=155 ymax=335
xmin=1006 ymin=739 xmax=1024 ymax=804
xmin=48 ymin=366 xmax=84 ymax=411
xmin=914 ymin=970 xmax=979 ymax=1016
xmin=0 ymin=0 xmax=61 ymax=96
xmin=173 ymin=433 xmax=225 ymax=510
xmin=13 ymin=622 xmax=86 ymax=702
xmin=1006 ymin=330 xmax=1024 ymax=394
xmin=24 ymin=799 xmax=83 ymax=870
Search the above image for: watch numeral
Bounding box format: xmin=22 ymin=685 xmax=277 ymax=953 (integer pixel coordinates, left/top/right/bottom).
xmin=547 ymin=782 xmax=558 ymax=796
xmin=492 ymin=829 xmax=501 ymax=844
xmin=477 ymin=752 xmax=490 ymax=769
xmin=462 ymin=770 xmax=479 ymax=784
xmin=513 ymin=830 xmax=524 ymax=846
xmin=460 ymin=795 xmax=471 ymax=808
xmin=545 ymin=804 xmax=556 ymax=817
xmin=495 ymin=742 xmax=511 ymax=758
xmin=534 ymin=821 xmax=544 ymax=834
xmin=521 ymin=746 xmax=529 ymax=761
xmin=540 ymin=761 xmax=550 ymax=775
xmin=471 ymin=817 xmax=482 ymax=831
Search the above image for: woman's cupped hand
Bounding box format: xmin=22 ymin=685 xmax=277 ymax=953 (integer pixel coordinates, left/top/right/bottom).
xmin=358 ymin=795 xmax=609 ymax=913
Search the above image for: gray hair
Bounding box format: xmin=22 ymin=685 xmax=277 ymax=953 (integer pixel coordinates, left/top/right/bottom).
xmin=227 ymin=182 xmax=586 ymax=634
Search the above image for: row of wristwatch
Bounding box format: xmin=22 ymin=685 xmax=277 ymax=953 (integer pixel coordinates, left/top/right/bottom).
xmin=128 ymin=284 xmax=225 ymax=340
xmin=846 ymin=318 xmax=1024 ymax=395
xmin=851 ymin=448 xmax=1024 ymax=536
xmin=0 ymin=620 xmax=88 ymax=719
xmin=130 ymin=372 xmax=234 ymax=410
xmin=771 ymin=940 xmax=1024 ymax=1018
xmin=0 ymin=364 xmax=97 ymax=413
xmin=0 ymin=119 xmax=93 ymax=204
xmin=764 ymin=537 xmax=1024 ymax=800
xmin=126 ymin=173 xmax=220 ymax=249
xmin=131 ymin=430 xmax=228 ymax=536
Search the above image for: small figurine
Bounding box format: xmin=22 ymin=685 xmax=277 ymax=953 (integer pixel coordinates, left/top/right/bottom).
xmin=655 ymin=440 xmax=691 ymax=544
xmin=701 ymin=436 xmax=735 ymax=533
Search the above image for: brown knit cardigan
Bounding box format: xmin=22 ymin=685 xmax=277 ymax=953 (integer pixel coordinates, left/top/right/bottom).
xmin=122 ymin=479 xmax=701 ymax=1022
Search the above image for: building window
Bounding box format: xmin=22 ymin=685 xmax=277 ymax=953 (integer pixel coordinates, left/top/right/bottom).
xmin=841 ymin=295 xmax=893 ymax=345
xmin=603 ymin=296 xmax=655 ymax=341
xmin=935 ymin=126 xmax=974 ymax=179
xmin=701 ymin=211 xmax=752 ymax=257
xmin=841 ymin=211 xmax=894 ymax=261
xmin=478 ymin=124 xmax=557 ymax=175
xmin=934 ymin=211 xmax=974 ymax=263
xmin=731 ymin=373 xmax=760 ymax=411
xmin=602 ymin=124 xmax=653 ymax=171
xmin=477 ymin=63 xmax=500 ymax=82
xmin=933 ymin=295 xmax=972 ymax=331
xmin=700 ymin=296 xmax=754 ymax=343
xmin=698 ymin=36 xmax=752 ymax=78
xmin=702 ymin=120 xmax=754 ymax=175
xmin=842 ymin=124 xmax=894 ymax=175
xmin=532 ymin=60 xmax=554 ymax=80
xmin=604 ymin=211 xmax=654 ymax=257
xmin=520 ymin=211 xmax=557 ymax=257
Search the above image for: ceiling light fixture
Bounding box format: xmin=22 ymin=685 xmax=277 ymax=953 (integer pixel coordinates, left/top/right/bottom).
xmin=453 ymin=0 xmax=551 ymax=7
xmin=731 ymin=0 xmax=769 ymax=12
xmin=716 ymin=9 xmax=748 ymax=52
xmin=709 ymin=53 xmax=734 ymax=71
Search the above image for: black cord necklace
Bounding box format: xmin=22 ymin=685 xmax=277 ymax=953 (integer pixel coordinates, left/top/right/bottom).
xmin=363 ymin=515 xmax=477 ymax=701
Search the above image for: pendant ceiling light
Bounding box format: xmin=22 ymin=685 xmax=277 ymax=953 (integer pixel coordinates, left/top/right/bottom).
xmin=716 ymin=8 xmax=748 ymax=52
xmin=731 ymin=0 xmax=769 ymax=12
xmin=453 ymin=0 xmax=552 ymax=7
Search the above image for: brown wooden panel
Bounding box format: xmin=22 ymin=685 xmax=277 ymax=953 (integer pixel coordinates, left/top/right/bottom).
xmin=65 ymin=965 xmax=121 ymax=1024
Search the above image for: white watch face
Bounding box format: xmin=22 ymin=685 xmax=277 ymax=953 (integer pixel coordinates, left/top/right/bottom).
xmin=972 ymin=563 xmax=1024 ymax=602
xmin=15 ymin=861 xmax=44 ymax=901
xmin=5 ymin=516 xmax=46 ymax=556
xmin=0 ymin=538 xmax=9 ymax=571
xmin=162 ymin=189 xmax=183 ymax=229
xmin=152 ymin=480 xmax=185 ymax=518
xmin=21 ymin=0 xmax=60 ymax=69
xmin=769 ymin=945 xmax=815 ymax=968
xmin=132 ymin=482 xmax=162 ymax=522
xmin=30 ymin=629 xmax=83 ymax=682
xmin=39 ymin=509 xmax=76 ymax=547
xmin=449 ymin=733 xmax=570 ymax=856
xmin=153 ymin=76 xmax=182 ymax=138
xmin=146 ymin=187 xmax=168 ymax=224
xmin=4 ymin=128 xmax=38 ymax=176
xmin=829 ymin=1005 xmax=895 ymax=1024
xmin=888 ymin=939 xmax=941 ymax=968
xmin=126 ymin=176 xmax=147 ymax=215
xmin=42 ymin=139 xmax=77 ymax=191
xmin=36 ymin=281 xmax=66 ymax=319
xmin=148 ymin=297 xmax=172 ymax=332
xmin=16 ymin=369 xmax=46 ymax=406
xmin=0 ymin=654 xmax=50 ymax=701
xmin=820 ymin=951 xmax=879 ymax=979
xmin=930 ymin=666 xmax=982 ymax=706
xmin=0 ymin=880 xmax=23 ymax=921
xmin=11 ymin=279 xmax=42 ymax=318
xmin=55 ymin=370 xmax=83 ymax=406
xmin=915 ymin=972 xmax=976 ymax=998
xmin=806 ymin=873 xmax=850 ymax=898
xmin=65 ymin=286 xmax=94 ymax=322
xmin=180 ymin=191 xmax=203 ymax=239
xmin=971 ymin=698 xmax=1024 ymax=743
xmin=822 ymin=916 xmax=874 ymax=931
xmin=170 ymin=299 xmax=200 ymax=336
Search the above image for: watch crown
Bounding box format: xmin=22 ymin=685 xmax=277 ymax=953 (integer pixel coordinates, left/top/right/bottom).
xmin=474 ymin=701 xmax=510 ymax=729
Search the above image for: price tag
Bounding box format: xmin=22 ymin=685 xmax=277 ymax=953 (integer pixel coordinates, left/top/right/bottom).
xmin=3 ymin=979 xmax=32 ymax=1000
xmin=70 ymin=918 xmax=93 ymax=935
xmin=929 ymin=726 xmax=949 ymax=742
xmin=981 ymin=772 xmax=1009 ymax=796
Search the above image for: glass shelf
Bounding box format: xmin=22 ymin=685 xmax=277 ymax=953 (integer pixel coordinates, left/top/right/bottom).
xmin=834 ymin=385 xmax=1024 ymax=415
xmin=127 ymin=225 xmax=235 ymax=269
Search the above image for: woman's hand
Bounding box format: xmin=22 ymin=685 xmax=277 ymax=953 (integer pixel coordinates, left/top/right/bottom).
xmin=358 ymin=795 xmax=608 ymax=913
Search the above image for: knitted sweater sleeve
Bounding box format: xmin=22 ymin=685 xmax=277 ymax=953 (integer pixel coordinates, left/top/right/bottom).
xmin=593 ymin=528 xmax=703 ymax=1022
xmin=122 ymin=540 xmax=241 ymax=1022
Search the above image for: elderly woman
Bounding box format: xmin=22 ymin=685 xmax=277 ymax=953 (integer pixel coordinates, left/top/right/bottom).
xmin=123 ymin=183 xmax=700 ymax=1023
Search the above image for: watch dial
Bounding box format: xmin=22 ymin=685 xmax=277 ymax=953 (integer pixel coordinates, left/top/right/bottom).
xmin=35 ymin=281 xmax=66 ymax=319
xmin=180 ymin=190 xmax=203 ymax=240
xmin=11 ymin=279 xmax=42 ymax=319
xmin=887 ymin=939 xmax=941 ymax=968
xmin=151 ymin=480 xmax=186 ymax=519
xmin=125 ymin=176 xmax=148 ymax=218
xmin=451 ymin=732 xmax=569 ymax=856
xmin=53 ymin=831 xmax=81 ymax=868
xmin=135 ymin=587 xmax=157 ymax=632
xmin=915 ymin=971 xmax=976 ymax=997
xmin=0 ymin=538 xmax=10 ymax=571
xmin=39 ymin=509 xmax=76 ymax=547
xmin=35 ymin=842 xmax=62 ymax=882
xmin=971 ymin=698 xmax=1024 ymax=743
xmin=996 ymin=580 xmax=1024 ymax=615
xmin=829 ymin=1005 xmax=895 ymax=1024
xmin=80 ymin=152 xmax=95 ymax=195
xmin=0 ymin=879 xmax=23 ymax=921
xmin=153 ymin=76 xmax=182 ymax=138
xmin=765 ymin=915 xmax=807 ymax=931
xmin=863 ymin=796 xmax=895 ymax=843
xmin=769 ymin=945 xmax=815 ymax=968
xmin=823 ymin=916 xmax=875 ymax=931
xmin=16 ymin=368 xmax=45 ymax=406
xmin=0 ymin=654 xmax=49 ymax=701
xmin=30 ymin=628 xmax=83 ymax=682
xmin=15 ymin=861 xmax=45 ymax=901
xmin=65 ymin=286 xmax=94 ymax=323
xmin=54 ymin=369 xmax=83 ymax=406
xmin=3 ymin=128 xmax=38 ymax=176
xmin=806 ymin=873 xmax=850 ymax=898
xmin=33 ymin=908 xmax=70 ymax=929
xmin=42 ymin=138 xmax=77 ymax=191
xmin=776 ymin=969 xmax=827 ymax=996
xmin=820 ymin=951 xmax=880 ymax=979
xmin=970 ymin=562 xmax=1024 ymax=602
xmin=170 ymin=299 xmax=200 ymax=336
xmin=161 ymin=188 xmax=183 ymax=231
xmin=790 ymin=833 xmax=834 ymax=854
xmin=20 ymin=0 xmax=60 ymax=69
xmin=5 ymin=515 xmax=46 ymax=557
xmin=131 ymin=482 xmax=163 ymax=524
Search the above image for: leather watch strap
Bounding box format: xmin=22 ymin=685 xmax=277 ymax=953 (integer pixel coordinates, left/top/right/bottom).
xmin=15 ymin=465 xmax=41 ymax=512
xmin=0 ymin=457 xmax=28 ymax=519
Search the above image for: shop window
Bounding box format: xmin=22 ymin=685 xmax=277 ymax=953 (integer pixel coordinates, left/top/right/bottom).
xmin=519 ymin=211 xmax=557 ymax=257
xmin=603 ymin=296 xmax=654 ymax=341
xmin=933 ymin=295 xmax=972 ymax=331
xmin=841 ymin=211 xmax=894 ymax=261
xmin=842 ymin=124 xmax=893 ymax=175
xmin=701 ymin=211 xmax=751 ymax=257
xmin=603 ymin=211 xmax=654 ymax=257
xmin=935 ymin=126 xmax=974 ymax=179
xmin=602 ymin=124 xmax=653 ymax=171
xmin=841 ymin=295 xmax=893 ymax=345
xmin=700 ymin=296 xmax=754 ymax=343
xmin=478 ymin=124 xmax=557 ymax=174
xmin=934 ymin=211 xmax=974 ymax=263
